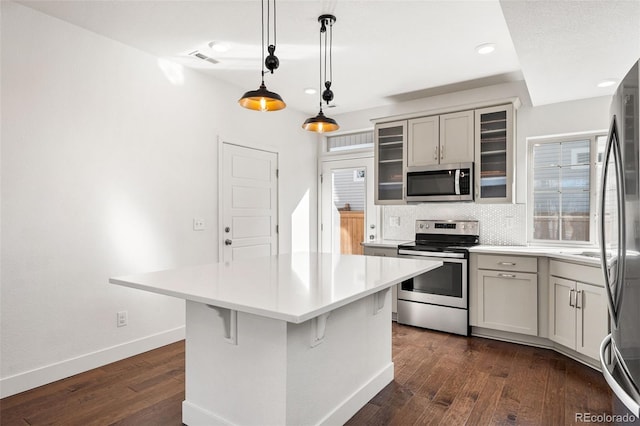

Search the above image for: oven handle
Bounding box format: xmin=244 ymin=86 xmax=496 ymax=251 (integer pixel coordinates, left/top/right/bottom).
xmin=398 ymin=249 xmax=466 ymax=259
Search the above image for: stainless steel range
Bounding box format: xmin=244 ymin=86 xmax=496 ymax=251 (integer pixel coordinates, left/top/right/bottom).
xmin=397 ymin=219 xmax=479 ymax=336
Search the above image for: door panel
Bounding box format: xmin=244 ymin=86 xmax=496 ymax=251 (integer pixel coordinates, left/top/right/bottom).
xmin=222 ymin=143 xmax=278 ymax=262
xmin=321 ymin=157 xmax=377 ymax=254
xmin=477 ymin=270 xmax=538 ymax=336
xmin=408 ymin=116 xmax=439 ymax=167
xmin=440 ymin=110 xmax=474 ymax=164
xmin=577 ymin=282 xmax=608 ymax=359
xmin=549 ymin=276 xmax=576 ymax=349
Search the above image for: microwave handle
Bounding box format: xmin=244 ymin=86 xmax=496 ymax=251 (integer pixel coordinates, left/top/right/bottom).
xmin=455 ymin=169 xmax=461 ymax=195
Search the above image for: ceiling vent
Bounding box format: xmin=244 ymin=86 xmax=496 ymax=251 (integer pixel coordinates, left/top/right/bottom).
xmin=188 ymin=50 xmax=219 ymax=65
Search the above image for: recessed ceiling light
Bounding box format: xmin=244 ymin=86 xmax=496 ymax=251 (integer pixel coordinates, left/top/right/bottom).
xmin=475 ymin=43 xmax=496 ymax=55
xmin=208 ymin=41 xmax=230 ymax=53
xmin=597 ymin=79 xmax=617 ymax=88
xmin=304 ymin=88 xmax=317 ymax=95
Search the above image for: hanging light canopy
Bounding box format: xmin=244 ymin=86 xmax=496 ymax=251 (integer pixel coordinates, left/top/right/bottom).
xmin=239 ymin=0 xmax=286 ymax=111
xmin=303 ymin=14 xmax=339 ymax=133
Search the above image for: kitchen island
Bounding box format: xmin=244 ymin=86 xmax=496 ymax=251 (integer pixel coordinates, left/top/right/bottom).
xmin=110 ymin=253 xmax=440 ymax=426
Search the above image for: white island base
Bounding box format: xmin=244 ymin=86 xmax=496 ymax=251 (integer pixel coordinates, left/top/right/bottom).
xmin=183 ymin=291 xmax=392 ymax=426
xmin=110 ymin=254 xmax=441 ymax=426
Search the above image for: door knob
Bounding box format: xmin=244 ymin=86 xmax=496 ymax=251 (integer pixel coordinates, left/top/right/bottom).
xmin=225 ymin=239 xmax=232 ymax=246
xmin=225 ymin=227 xmax=231 ymax=233
xmin=370 ymin=224 xmax=376 ymax=229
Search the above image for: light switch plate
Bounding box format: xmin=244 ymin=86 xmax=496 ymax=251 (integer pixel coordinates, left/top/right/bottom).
xmin=193 ymin=218 xmax=206 ymax=231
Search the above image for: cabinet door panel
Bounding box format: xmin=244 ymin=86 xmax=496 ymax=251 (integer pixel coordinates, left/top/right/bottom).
xmin=440 ymin=110 xmax=474 ymax=164
xmin=474 ymin=104 xmax=514 ymax=203
xmin=477 ymin=270 xmax=538 ymax=335
xmin=375 ymin=121 xmax=406 ymax=204
xmin=576 ymin=282 xmax=608 ymax=359
xmin=549 ymin=276 xmax=576 ymax=348
xmin=408 ymin=116 xmax=439 ymax=167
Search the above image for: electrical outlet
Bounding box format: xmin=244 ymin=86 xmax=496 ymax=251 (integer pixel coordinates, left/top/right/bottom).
xmin=117 ymin=311 xmax=128 ymax=327
xmin=193 ymin=218 xmax=206 ymax=231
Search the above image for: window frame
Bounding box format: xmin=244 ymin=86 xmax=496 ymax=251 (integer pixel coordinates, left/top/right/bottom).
xmin=527 ymin=132 xmax=605 ymax=247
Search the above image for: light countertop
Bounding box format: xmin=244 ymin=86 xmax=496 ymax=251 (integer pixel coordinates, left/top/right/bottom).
xmin=470 ymin=245 xmax=606 ymax=267
xmin=361 ymin=240 xmax=411 ymax=248
xmin=110 ymin=253 xmax=441 ymax=324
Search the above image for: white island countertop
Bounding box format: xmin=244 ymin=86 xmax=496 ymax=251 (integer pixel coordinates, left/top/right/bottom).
xmin=110 ymin=253 xmax=441 ymax=324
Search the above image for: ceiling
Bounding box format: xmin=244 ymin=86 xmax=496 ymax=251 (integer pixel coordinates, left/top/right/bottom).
xmin=16 ymin=0 xmax=640 ymax=115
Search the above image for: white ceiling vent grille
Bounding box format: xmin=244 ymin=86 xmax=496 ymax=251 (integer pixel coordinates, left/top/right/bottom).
xmin=188 ymin=50 xmax=219 ymax=65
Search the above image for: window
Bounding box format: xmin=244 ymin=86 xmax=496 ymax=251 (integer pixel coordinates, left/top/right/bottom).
xmin=528 ymin=133 xmax=607 ymax=244
xmin=327 ymin=131 xmax=374 ymax=152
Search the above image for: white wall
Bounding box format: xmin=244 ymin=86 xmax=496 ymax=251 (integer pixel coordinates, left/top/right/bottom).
xmin=0 ymin=2 xmax=318 ymax=397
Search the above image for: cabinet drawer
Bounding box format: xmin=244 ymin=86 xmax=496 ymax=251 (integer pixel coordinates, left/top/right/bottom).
xmin=550 ymin=260 xmax=604 ymax=287
xmin=477 ymin=254 xmax=537 ymax=273
xmin=363 ymin=246 xmax=398 ymax=257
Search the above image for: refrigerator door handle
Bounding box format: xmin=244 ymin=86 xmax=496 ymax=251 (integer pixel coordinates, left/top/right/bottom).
xmin=599 ymin=115 xmax=626 ymax=328
xmin=600 ymin=334 xmax=640 ymax=417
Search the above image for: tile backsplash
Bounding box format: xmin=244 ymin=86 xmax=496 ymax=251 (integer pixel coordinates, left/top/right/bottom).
xmin=382 ymin=203 xmax=527 ymax=246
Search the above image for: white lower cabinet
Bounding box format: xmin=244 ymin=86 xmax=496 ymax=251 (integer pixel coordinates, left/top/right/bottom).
xmin=549 ymin=261 xmax=608 ymax=360
xmin=473 ymin=254 xmax=538 ymax=336
xmin=477 ymin=270 xmax=538 ymax=335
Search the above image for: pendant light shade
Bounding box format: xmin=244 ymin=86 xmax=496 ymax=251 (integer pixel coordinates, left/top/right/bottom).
xmin=239 ymin=0 xmax=285 ymax=111
xmin=303 ymin=14 xmax=339 ymax=133
xmin=302 ymin=110 xmax=339 ymax=133
xmin=239 ymin=82 xmax=286 ymax=111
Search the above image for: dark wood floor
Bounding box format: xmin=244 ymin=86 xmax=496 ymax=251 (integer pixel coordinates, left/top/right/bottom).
xmin=1 ymin=323 xmax=612 ymax=425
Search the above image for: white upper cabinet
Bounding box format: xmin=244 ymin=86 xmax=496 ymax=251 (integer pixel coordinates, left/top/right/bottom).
xmin=474 ymin=104 xmax=515 ymax=203
xmin=407 ymin=110 xmax=474 ymax=168
xmin=374 ymin=121 xmax=407 ymax=204
xmin=407 ymin=116 xmax=439 ymax=167
xmin=440 ymin=110 xmax=475 ymax=164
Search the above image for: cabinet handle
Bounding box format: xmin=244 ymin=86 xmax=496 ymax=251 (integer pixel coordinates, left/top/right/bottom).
xmin=569 ymin=289 xmax=576 ymax=307
xmin=498 ymin=262 xmax=516 ymax=266
xmin=440 ymin=145 xmax=445 ymax=160
xmin=434 ymin=146 xmax=439 ymax=160
xmin=498 ymin=273 xmax=516 ymax=278
xmin=576 ymin=290 xmax=583 ymax=309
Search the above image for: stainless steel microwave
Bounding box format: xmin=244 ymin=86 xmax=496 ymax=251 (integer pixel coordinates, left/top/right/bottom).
xmin=406 ymin=162 xmax=473 ymax=202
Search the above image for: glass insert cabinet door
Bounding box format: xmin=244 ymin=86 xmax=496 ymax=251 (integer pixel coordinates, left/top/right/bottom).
xmin=375 ymin=121 xmax=407 ymax=204
xmin=475 ymin=104 xmax=514 ymax=203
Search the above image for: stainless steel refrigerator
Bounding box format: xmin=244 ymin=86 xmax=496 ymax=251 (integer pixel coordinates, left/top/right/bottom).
xmin=600 ymin=59 xmax=640 ymax=421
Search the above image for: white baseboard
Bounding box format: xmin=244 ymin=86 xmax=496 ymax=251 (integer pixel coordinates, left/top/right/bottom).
xmin=0 ymin=326 xmax=185 ymax=398
xmin=318 ymin=362 xmax=394 ymax=426
xmin=183 ymin=401 xmax=234 ymax=426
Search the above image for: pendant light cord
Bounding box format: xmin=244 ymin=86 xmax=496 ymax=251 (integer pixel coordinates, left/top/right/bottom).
xmin=261 ymin=0 xmax=265 ymax=81
xmin=318 ymin=18 xmax=323 ymax=111
xmin=329 ymin=19 xmax=333 ymax=83
xmin=266 ymin=0 xmax=276 ymax=49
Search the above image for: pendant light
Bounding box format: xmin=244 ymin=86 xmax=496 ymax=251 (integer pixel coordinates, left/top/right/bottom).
xmin=239 ymin=0 xmax=286 ymax=111
xmin=302 ymin=14 xmax=339 ymax=133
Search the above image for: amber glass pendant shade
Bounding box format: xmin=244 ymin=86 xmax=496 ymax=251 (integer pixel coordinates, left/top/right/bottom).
xmin=239 ymin=0 xmax=285 ymax=112
xmin=302 ymin=109 xmax=339 ymax=133
xmin=239 ymin=82 xmax=286 ymax=111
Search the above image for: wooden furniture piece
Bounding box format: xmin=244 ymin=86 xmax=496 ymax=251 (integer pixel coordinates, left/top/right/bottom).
xmin=339 ymin=210 xmax=364 ymax=255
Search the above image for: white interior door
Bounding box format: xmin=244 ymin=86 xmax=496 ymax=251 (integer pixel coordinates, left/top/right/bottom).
xmin=221 ymin=143 xmax=278 ymax=262
xmin=320 ymin=157 xmax=377 ymax=254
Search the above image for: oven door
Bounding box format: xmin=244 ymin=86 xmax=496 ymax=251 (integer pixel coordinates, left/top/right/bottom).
xmin=397 ymin=253 xmax=467 ymax=309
